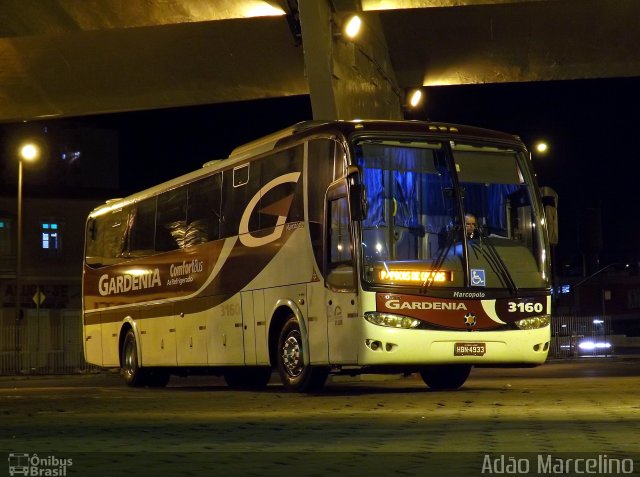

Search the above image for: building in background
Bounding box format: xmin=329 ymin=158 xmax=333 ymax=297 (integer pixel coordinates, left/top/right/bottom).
xmin=0 ymin=125 xmax=117 ymax=373
xmin=554 ymin=264 xmax=640 ymax=357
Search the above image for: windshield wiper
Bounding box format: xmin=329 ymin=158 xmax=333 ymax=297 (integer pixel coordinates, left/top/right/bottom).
xmin=421 ymin=224 xmax=459 ymax=290
xmin=475 ymin=231 xmax=518 ymax=295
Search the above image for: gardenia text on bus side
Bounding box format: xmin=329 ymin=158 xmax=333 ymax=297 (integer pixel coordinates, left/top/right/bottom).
xmin=98 ymin=269 xmax=162 ymax=296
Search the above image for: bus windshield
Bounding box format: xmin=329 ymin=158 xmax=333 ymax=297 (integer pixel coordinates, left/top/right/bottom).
xmin=355 ymin=138 xmax=549 ymax=291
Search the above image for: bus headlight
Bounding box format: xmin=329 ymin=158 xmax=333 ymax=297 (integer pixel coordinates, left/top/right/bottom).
xmin=364 ymin=312 xmax=421 ymax=329
xmin=514 ymin=315 xmax=551 ymax=330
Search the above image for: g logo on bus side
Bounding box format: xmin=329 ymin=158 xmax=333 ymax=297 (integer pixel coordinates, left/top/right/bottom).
xmin=238 ymin=172 xmax=301 ymax=248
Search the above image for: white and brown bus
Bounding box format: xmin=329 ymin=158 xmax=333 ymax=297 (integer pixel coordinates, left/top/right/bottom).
xmin=83 ymin=120 xmax=554 ymax=391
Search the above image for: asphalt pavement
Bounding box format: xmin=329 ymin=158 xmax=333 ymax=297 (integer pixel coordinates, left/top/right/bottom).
xmin=1 ymin=357 xmax=639 ymax=477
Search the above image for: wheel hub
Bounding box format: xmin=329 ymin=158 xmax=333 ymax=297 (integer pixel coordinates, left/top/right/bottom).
xmin=282 ymin=333 xmax=303 ymax=377
xmin=123 ymin=340 xmax=135 ymax=378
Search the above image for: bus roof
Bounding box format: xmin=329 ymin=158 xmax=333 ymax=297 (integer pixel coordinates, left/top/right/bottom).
xmin=89 ymin=119 xmax=525 ymax=218
xmin=229 ymin=120 xmax=522 ymax=160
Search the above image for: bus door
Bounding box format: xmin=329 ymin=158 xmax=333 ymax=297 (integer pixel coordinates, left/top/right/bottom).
xmin=240 ymin=290 xmax=269 ymax=366
xmin=325 ymin=183 xmax=358 ymax=364
xmin=207 ymin=295 xmax=245 ymax=365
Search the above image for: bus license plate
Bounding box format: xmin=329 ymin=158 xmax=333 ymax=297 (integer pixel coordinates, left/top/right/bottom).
xmin=454 ymin=342 xmax=486 ymax=356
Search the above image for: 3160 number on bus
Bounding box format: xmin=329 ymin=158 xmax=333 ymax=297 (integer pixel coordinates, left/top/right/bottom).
xmin=507 ymin=302 xmax=544 ymax=313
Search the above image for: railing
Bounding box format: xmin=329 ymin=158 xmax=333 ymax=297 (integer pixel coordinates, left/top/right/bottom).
xmin=0 ymin=308 xmax=98 ymax=375
xmin=550 ymin=315 xmax=614 ymax=358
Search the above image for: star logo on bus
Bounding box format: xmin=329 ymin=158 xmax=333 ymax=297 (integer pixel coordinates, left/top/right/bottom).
xmin=463 ymin=312 xmax=477 ymax=328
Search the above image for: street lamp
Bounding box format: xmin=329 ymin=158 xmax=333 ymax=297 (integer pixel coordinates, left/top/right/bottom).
xmin=343 ymin=14 xmax=362 ymax=39
xmin=406 ymin=89 xmax=424 ymax=110
xmin=15 ymin=142 xmax=40 ymax=366
xmin=534 ymin=141 xmax=549 ymax=155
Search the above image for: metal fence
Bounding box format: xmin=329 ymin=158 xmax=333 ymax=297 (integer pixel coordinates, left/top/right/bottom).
xmin=550 ymin=315 xmax=615 ymax=358
xmin=0 ymin=308 xmax=96 ymax=375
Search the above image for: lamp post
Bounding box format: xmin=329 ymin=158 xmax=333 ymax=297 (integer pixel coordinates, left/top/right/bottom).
xmin=532 ymin=141 xmax=557 ymax=304
xmin=15 ymin=142 xmax=40 ymax=369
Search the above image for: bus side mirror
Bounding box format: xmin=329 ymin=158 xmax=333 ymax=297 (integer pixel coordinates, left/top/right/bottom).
xmin=540 ymin=186 xmax=558 ymax=246
xmin=349 ymin=183 xmax=367 ymax=221
xmin=346 ymin=165 xmax=367 ymax=221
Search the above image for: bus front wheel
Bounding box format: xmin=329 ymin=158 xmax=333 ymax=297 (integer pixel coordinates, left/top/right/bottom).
xmin=121 ymin=329 xmax=147 ymax=387
xmin=420 ymin=364 xmax=472 ymax=390
xmin=277 ymin=317 xmax=328 ymax=392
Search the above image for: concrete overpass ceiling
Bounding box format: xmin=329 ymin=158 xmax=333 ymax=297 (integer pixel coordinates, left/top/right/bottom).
xmin=0 ymin=0 xmax=305 ymax=122
xmin=0 ymin=1 xmax=292 ymax=35
xmin=0 ymin=0 xmax=638 ymax=122
xmin=361 ymin=0 xmax=552 ymax=9
xmin=375 ymin=0 xmax=640 ymax=86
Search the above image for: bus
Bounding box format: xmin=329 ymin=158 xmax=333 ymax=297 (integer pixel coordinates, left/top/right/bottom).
xmin=82 ymin=120 xmax=555 ymax=391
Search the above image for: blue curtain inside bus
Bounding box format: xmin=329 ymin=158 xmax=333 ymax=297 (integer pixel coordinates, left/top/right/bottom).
xmin=358 ymin=146 xmax=453 ymax=235
xmin=358 ymin=144 xmax=522 ymax=237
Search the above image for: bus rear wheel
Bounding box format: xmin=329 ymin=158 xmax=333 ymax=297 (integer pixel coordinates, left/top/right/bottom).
xmin=121 ymin=329 xmax=147 ymax=387
xmin=277 ymin=316 xmax=328 ymax=392
xmin=420 ymin=364 xmax=472 ymax=390
xmin=224 ymin=367 xmax=272 ymax=389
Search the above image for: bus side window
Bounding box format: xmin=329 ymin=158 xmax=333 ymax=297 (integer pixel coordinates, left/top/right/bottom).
xmin=308 ymin=140 xmax=336 ymax=223
xmin=327 ymin=196 xmax=355 ymax=290
xmin=92 ymin=207 xmax=129 ymax=265
xmin=334 ymin=141 xmax=347 ymax=179
xmin=129 ymin=198 xmax=156 ymax=257
xmin=156 ymin=188 xmax=188 ymax=251
xmin=259 ymin=145 xmax=304 ymax=231
xmin=221 ymin=162 xmax=261 ymax=238
xmin=308 ymin=139 xmax=339 ymax=272
xmin=87 ymin=211 xmax=127 ymax=267
xmin=187 ymin=173 xmax=221 ymax=246
xmin=85 ymin=217 xmax=103 ymax=267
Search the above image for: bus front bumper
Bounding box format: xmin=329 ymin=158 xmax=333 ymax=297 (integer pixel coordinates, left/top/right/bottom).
xmin=358 ymin=322 xmax=550 ymax=366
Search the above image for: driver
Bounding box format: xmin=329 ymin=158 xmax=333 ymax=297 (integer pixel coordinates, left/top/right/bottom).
xmin=465 ymin=213 xmax=479 ymax=239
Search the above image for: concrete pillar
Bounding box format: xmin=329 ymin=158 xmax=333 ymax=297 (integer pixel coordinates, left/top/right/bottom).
xmin=298 ymin=0 xmax=403 ymax=120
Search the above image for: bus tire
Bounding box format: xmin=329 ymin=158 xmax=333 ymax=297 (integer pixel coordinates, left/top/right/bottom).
xmin=224 ymin=367 xmax=272 ymax=389
xmin=419 ymin=364 xmax=472 ymax=390
xmin=121 ymin=329 xmax=147 ymax=387
xmin=277 ymin=316 xmax=328 ymax=392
